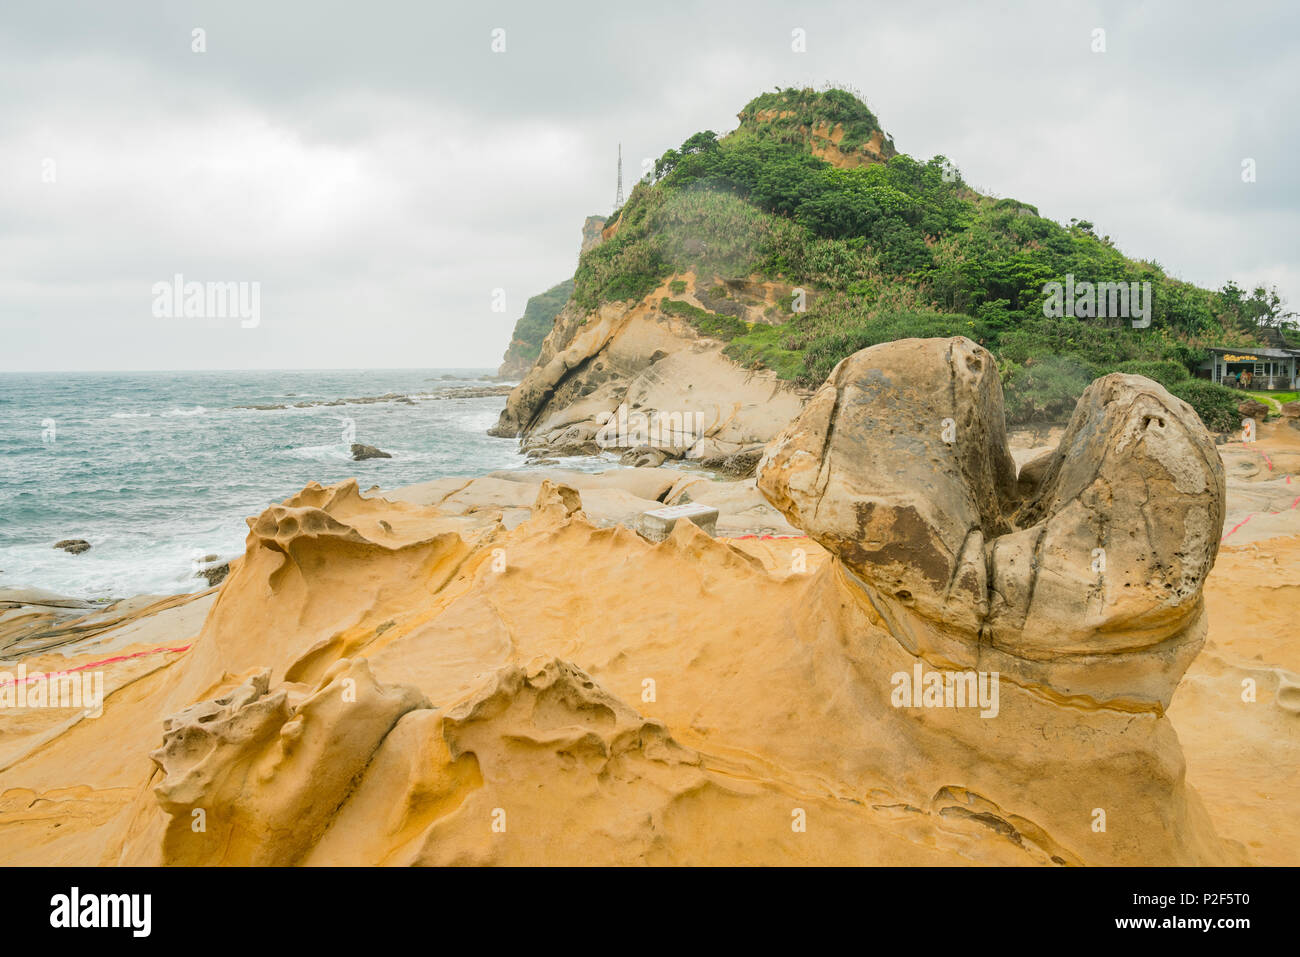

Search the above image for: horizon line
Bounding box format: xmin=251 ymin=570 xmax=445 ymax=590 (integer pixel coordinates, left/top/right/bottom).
xmin=0 ymin=366 xmax=499 ymax=375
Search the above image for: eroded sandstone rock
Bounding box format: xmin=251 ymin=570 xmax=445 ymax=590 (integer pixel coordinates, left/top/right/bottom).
xmin=489 ymin=274 xmax=805 ymax=461
xmin=757 ymin=337 xmax=1225 ymax=707
xmin=3 ymin=381 xmax=1258 ymax=866
xmin=531 ymin=479 xmax=584 ymax=522
xmin=150 ymin=658 xmax=428 ymax=865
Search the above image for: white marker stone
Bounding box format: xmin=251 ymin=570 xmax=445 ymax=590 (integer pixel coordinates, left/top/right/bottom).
xmin=636 ymin=503 xmax=719 ymax=542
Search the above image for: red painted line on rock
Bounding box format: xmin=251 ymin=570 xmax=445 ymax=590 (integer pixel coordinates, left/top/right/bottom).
xmin=1221 ymin=496 xmax=1300 ymax=543
xmin=0 ymin=644 xmax=193 ymax=687
xmin=1221 ymin=515 xmax=1252 ymax=542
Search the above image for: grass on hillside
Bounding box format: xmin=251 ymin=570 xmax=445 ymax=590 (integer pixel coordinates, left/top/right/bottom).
xmin=568 ymin=87 xmax=1291 ymax=430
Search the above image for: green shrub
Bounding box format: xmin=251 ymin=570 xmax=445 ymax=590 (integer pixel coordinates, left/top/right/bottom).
xmin=722 ymin=324 xmax=805 ymax=378
xmin=661 ymin=299 xmax=748 ymax=340
xmin=796 ymin=309 xmax=989 ymax=385
xmin=739 ymin=87 xmax=885 ymax=151
xmin=564 ymin=86 xmax=1270 ymax=398
xmin=653 ymin=188 xmax=770 ymax=277
xmin=1168 ymin=379 xmax=1243 ymax=432
xmin=573 ymin=231 xmax=667 ymax=309
xmin=1002 ymin=355 xmax=1098 ymax=426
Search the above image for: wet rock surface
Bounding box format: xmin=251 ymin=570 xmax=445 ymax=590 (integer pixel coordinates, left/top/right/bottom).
xmin=351 ymin=443 xmax=392 ymax=461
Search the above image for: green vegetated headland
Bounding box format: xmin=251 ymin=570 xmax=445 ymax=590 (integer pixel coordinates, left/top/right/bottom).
xmin=498 ymin=278 xmax=574 ymax=376
xmin=564 ymin=86 xmax=1293 ymax=431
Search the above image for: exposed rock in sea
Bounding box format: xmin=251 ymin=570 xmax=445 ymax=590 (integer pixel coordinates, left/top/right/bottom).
xmin=53 ymin=539 xmax=91 ymax=555
xmin=194 ymin=560 xmax=230 ymax=587
xmin=351 ymin=443 xmax=392 ymax=461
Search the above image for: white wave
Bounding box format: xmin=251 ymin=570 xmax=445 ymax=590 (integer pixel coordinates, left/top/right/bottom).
xmin=229 ymin=404 xmax=320 ymax=416
xmin=0 ymin=537 xmax=245 ymax=601
xmin=281 ymin=443 xmax=355 ymax=462
xmin=162 ymin=406 xmax=207 ymax=417
xmin=109 ymin=411 xmax=152 ymax=419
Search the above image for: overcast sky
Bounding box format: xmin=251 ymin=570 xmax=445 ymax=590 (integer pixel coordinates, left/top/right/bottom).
xmin=2 ymin=0 xmax=1295 ymax=371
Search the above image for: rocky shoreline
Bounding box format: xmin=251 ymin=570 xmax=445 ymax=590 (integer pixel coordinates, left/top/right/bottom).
xmin=488 ymin=273 xmax=809 ymax=476
xmin=3 ymin=340 xmax=1298 ymax=865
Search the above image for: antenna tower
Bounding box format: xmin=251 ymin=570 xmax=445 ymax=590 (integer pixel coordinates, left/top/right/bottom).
xmin=614 ymin=143 xmax=624 ymax=209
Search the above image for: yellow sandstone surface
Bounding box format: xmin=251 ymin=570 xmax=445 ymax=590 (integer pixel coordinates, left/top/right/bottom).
xmin=0 ymin=426 xmax=1295 ymax=866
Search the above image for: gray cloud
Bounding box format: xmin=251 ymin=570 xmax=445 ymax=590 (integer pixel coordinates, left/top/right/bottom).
xmin=2 ymin=0 xmax=1296 ymax=370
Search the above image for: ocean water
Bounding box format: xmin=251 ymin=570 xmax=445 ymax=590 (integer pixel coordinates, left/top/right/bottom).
xmin=0 ymin=369 xmax=607 ymax=599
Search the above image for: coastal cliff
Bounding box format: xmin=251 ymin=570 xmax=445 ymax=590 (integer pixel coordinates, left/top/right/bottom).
xmin=494 ymin=216 xmax=607 ymax=379
xmin=489 ymin=272 xmax=808 ymax=471
xmin=491 ymin=86 xmax=1289 ymax=463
